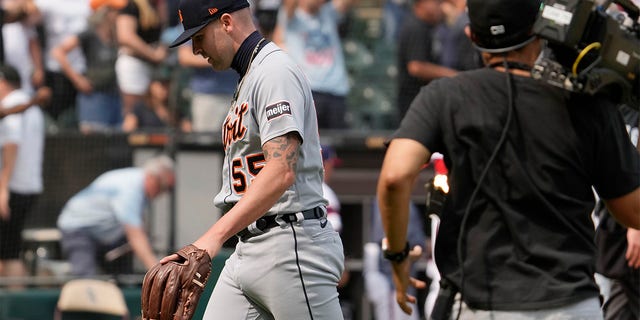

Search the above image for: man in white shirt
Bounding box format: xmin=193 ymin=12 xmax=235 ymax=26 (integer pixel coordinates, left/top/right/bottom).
xmin=0 ymin=64 xmax=44 ymax=283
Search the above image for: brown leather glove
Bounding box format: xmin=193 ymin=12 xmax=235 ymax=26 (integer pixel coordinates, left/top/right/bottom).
xmin=141 ymin=244 xmax=212 ymax=320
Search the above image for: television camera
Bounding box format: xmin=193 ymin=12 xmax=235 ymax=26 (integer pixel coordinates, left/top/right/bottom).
xmin=532 ymin=0 xmax=640 ymax=109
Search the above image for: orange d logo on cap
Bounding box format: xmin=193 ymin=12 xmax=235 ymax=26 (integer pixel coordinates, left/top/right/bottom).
xmin=208 ymin=8 xmax=218 ymax=15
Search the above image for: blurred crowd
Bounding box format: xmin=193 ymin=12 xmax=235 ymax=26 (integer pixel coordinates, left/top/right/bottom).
xmin=0 ymin=0 xmax=483 ymax=134
xmin=0 ymin=1 xmax=638 ymax=320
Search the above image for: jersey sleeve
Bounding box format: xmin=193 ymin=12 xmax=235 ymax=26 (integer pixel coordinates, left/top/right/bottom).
xmin=252 ymin=63 xmax=306 ymax=145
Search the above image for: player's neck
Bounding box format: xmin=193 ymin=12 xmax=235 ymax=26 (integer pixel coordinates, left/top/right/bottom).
xmin=231 ymin=31 xmax=267 ymax=78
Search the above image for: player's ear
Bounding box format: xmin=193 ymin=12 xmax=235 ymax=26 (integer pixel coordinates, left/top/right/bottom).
xmin=220 ymin=14 xmax=231 ymax=32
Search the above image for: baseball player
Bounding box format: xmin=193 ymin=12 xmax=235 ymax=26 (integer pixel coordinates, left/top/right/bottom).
xmin=155 ymin=0 xmax=345 ymax=319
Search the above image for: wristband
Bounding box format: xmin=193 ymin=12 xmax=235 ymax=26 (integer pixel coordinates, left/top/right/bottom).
xmin=382 ymin=241 xmax=410 ymax=263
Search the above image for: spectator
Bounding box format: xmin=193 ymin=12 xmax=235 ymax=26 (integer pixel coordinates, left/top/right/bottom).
xmin=382 ymin=0 xmax=410 ymax=44
xmin=115 ymin=0 xmax=167 ymax=116
xmin=254 ymin=0 xmax=280 ymax=40
xmin=1 ymin=0 xmax=42 ymax=64
xmin=34 ymin=0 xmax=91 ymax=122
xmin=177 ymin=42 xmax=238 ymax=132
xmin=2 ymin=0 xmax=44 ymax=96
xmin=56 ymin=155 xmax=174 ymax=277
xmin=377 ymin=0 xmax=640 ymax=318
xmin=320 ymin=144 xmax=354 ymax=319
xmin=594 ymin=104 xmax=639 ymax=320
xmin=0 ymin=86 xmax=51 ymax=118
xmin=397 ymin=0 xmax=456 ymax=119
xmin=321 ymin=144 xmax=342 ymax=232
xmin=122 ymin=70 xmax=172 ymax=132
xmin=435 ymin=0 xmax=482 ymax=71
xmin=274 ymin=0 xmax=352 ymax=130
xmin=51 ymin=0 xmax=125 ymax=134
xmin=364 ymin=197 xmax=427 ymax=320
xmin=0 ymin=65 xmax=45 ymax=284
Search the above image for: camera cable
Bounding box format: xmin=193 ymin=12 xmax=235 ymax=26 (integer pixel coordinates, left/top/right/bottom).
xmin=454 ymin=56 xmax=517 ymax=320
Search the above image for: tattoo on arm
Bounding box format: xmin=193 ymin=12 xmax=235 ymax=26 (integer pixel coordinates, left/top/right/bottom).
xmin=263 ymin=132 xmax=301 ymax=170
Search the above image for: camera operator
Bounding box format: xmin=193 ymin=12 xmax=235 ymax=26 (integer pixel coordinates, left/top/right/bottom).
xmin=376 ymin=0 xmax=640 ymax=319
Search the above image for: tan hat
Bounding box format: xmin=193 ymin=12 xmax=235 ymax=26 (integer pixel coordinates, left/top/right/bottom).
xmin=90 ymin=0 xmax=127 ymax=11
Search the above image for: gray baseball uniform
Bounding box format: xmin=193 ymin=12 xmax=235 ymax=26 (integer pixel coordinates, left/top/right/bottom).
xmin=204 ymin=40 xmax=345 ymax=320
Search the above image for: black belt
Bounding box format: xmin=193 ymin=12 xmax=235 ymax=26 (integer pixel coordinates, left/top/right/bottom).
xmin=237 ymin=207 xmax=325 ymax=241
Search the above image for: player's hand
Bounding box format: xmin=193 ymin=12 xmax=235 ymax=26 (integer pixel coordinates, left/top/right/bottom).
xmin=626 ymin=228 xmax=640 ymax=269
xmin=390 ymin=245 xmax=427 ymax=315
xmin=160 ymin=241 xmax=220 ymax=264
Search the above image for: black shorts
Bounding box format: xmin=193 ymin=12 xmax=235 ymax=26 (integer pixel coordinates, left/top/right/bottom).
xmin=0 ymin=192 xmax=38 ymax=259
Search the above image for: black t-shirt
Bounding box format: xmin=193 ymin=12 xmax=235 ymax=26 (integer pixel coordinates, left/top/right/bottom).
xmin=396 ymin=13 xmax=438 ymax=118
xmin=78 ymin=30 xmax=119 ymax=91
xmin=393 ymin=68 xmax=640 ymax=310
xmin=595 ymin=105 xmax=639 ymax=279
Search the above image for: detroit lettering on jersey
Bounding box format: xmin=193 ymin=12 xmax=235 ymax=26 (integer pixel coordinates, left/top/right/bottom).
xmin=223 ymin=102 xmax=249 ymax=150
xmin=266 ymin=101 xmax=292 ymax=121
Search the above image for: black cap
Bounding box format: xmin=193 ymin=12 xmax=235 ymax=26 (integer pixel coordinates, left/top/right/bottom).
xmin=170 ymin=0 xmax=250 ymax=48
xmin=0 ymin=64 xmax=21 ymax=88
xmin=467 ymin=0 xmax=543 ymax=53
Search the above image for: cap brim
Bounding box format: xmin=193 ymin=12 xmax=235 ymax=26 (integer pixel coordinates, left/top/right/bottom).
xmin=169 ymin=24 xmax=207 ymax=48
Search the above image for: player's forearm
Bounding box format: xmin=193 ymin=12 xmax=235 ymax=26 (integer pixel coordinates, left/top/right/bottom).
xmin=195 ymin=135 xmax=300 ymax=256
xmin=195 ymin=161 xmax=296 ymax=256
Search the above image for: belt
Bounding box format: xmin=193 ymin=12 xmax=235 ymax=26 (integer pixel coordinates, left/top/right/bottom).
xmin=237 ymin=207 xmax=325 ymax=241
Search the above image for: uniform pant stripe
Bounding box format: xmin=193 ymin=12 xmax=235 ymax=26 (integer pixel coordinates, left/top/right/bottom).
xmin=290 ymin=222 xmax=315 ymax=320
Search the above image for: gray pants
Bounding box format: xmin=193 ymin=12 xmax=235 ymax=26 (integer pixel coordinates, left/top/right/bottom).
xmin=454 ymin=296 xmax=603 ymax=320
xmin=203 ymin=218 xmax=345 ymax=320
xmin=603 ymin=276 xmax=640 ymax=320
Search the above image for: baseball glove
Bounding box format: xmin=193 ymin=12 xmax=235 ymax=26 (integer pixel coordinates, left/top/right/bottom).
xmin=141 ymin=244 xmax=212 ymax=320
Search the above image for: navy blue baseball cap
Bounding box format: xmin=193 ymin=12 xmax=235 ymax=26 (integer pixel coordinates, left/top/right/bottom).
xmin=169 ymin=0 xmax=250 ymax=48
xmin=467 ymin=0 xmax=543 ymax=53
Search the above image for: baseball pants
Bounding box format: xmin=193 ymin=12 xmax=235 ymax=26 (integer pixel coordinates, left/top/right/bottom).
xmin=203 ymin=218 xmax=345 ymax=320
